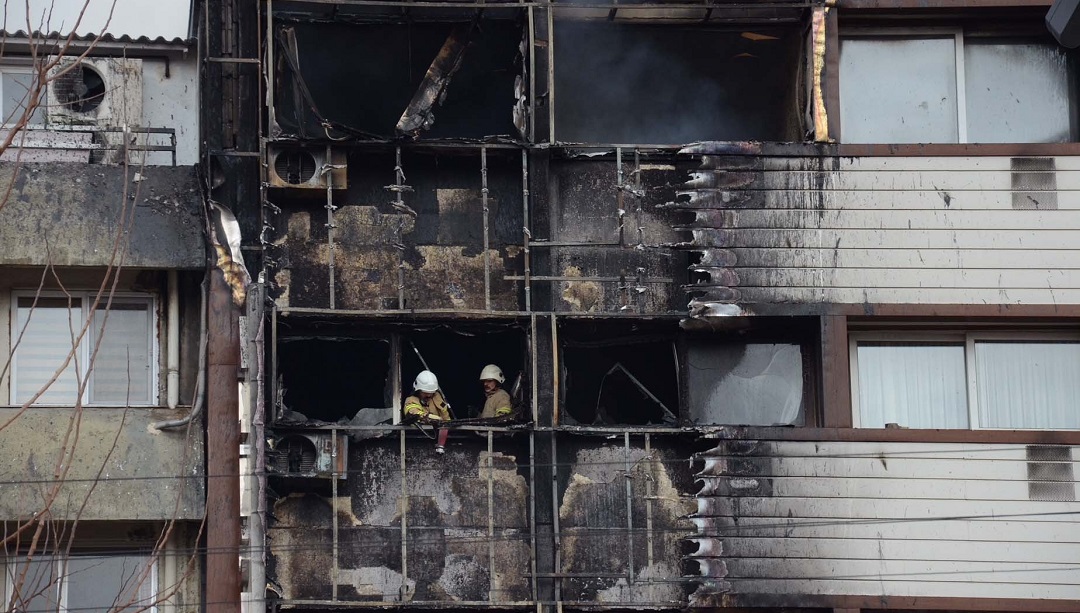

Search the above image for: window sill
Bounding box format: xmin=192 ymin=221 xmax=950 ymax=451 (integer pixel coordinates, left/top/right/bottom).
xmin=836 ymin=142 xmax=1080 ymax=157
xmin=707 ymin=425 xmax=1080 ymax=444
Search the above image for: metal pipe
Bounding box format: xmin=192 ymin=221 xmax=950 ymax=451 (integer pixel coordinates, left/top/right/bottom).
xmin=152 ymin=273 xmax=208 ymax=430
xmin=326 ymin=143 xmax=336 ymax=309
xmin=546 ymin=6 xmax=555 ymax=144
xmin=530 ymin=314 xmax=538 ymax=423
xmin=248 ymin=283 xmax=268 ymax=613
xmin=528 ymin=431 xmax=539 ymax=605
xmin=550 ymin=316 xmax=559 ymax=427
xmin=527 ymin=6 xmax=536 ymax=144
xmin=615 ymin=147 xmax=625 ymax=246
xmin=166 ymin=270 xmax=180 ymax=409
xmin=549 ymin=432 xmax=562 ymax=612
xmin=395 ymin=147 xmax=407 ymax=309
xmin=482 ymin=147 xmax=491 ymax=311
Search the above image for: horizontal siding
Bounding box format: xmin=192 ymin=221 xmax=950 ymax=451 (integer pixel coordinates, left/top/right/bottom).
xmin=689 ymin=441 xmax=1080 ymax=602
xmin=683 ymin=154 xmax=1080 ymax=306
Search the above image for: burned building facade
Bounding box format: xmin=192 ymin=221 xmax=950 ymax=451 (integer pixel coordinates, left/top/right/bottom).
xmin=204 ymin=0 xmax=1080 ymax=612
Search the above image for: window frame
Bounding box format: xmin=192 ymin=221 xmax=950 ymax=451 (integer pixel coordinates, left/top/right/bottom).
xmin=849 ymin=330 xmax=1080 ymax=430
xmin=0 ymin=62 xmax=45 ymax=128
xmin=839 ymin=28 xmax=1077 ymax=145
xmin=9 ymin=290 xmax=160 ymax=407
xmin=3 ymin=552 xmax=158 ymax=613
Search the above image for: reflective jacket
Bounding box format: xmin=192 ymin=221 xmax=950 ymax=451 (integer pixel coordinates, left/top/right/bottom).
xmin=404 ymin=391 xmax=451 ymax=420
xmin=480 ymin=388 xmax=513 ymax=419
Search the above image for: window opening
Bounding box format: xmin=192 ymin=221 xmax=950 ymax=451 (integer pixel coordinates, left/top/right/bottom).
xmin=0 ymin=66 xmax=45 ymax=126
xmin=277 ymin=336 xmax=391 ymax=423
xmin=560 ymin=321 xmax=679 ymax=426
xmin=5 ymin=553 xmax=156 ymax=613
xmin=401 ymin=326 xmax=527 ymax=420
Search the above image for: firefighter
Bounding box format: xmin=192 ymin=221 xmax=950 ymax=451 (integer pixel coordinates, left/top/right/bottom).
xmin=479 ymin=364 xmax=513 ymax=419
xmin=404 ymin=370 xmax=451 ymax=422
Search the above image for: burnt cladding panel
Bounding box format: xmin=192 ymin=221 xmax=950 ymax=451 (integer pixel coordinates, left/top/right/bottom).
xmin=276 ymin=21 xmax=522 ymax=139
xmin=554 ymin=23 xmax=802 ymax=144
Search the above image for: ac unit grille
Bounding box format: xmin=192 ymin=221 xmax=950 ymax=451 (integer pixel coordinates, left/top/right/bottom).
xmin=269 ymin=436 xmax=318 ymax=474
xmin=53 ymin=64 xmax=106 ymax=114
xmin=1026 ymin=445 xmax=1076 ymax=502
xmin=274 ymin=150 xmax=318 ymax=185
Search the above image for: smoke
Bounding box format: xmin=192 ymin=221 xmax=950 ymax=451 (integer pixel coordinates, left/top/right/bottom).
xmin=553 ymin=22 xmax=799 ymax=145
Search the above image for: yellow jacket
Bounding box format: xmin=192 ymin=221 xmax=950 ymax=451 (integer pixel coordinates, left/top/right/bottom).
xmin=404 ymin=391 xmax=451 ymax=420
xmin=481 ymin=389 xmax=513 ymax=419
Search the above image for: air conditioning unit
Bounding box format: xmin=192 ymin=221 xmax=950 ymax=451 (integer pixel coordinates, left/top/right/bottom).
xmin=267 ymin=145 xmax=347 ymax=191
xmin=267 ymin=432 xmax=348 ymax=479
xmin=46 ymin=57 xmax=142 ymax=127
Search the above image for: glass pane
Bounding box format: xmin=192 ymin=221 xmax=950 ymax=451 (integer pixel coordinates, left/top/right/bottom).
xmin=975 ymin=341 xmax=1080 ymax=429
xmin=965 ymin=42 xmax=1073 ymax=143
xmin=90 ymin=301 xmax=152 ymax=404
xmin=840 ymin=37 xmax=959 ymax=143
xmin=857 ymin=342 xmax=968 ymax=428
xmin=7 ymin=556 xmax=60 ymax=613
xmin=2 ymin=71 xmax=44 ymax=125
xmin=14 ymin=298 xmax=84 ymax=405
xmin=687 ymin=343 xmax=804 ymax=426
xmin=66 ymin=554 xmax=154 ymax=613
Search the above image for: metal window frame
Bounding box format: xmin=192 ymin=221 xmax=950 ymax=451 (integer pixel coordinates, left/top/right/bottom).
xmin=9 ymin=290 xmax=160 ymax=407
xmin=0 ymin=63 xmax=46 ymax=128
xmin=2 ymin=552 xmax=159 ymax=613
xmin=849 ymin=330 xmax=1080 ymax=430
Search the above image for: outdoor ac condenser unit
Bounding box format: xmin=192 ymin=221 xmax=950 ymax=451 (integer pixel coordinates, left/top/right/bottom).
xmin=267 ymin=432 xmax=348 ymax=479
xmin=46 ymin=57 xmax=143 ymax=127
xmin=267 ymin=145 xmax=347 ymax=191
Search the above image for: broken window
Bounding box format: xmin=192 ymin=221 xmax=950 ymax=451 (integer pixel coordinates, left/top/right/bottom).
xmin=553 ymin=21 xmax=802 ymax=144
xmin=277 ymin=336 xmax=391 ymax=423
xmin=685 ymin=341 xmax=806 ymax=426
xmin=273 ymin=18 xmax=524 ymax=140
xmin=840 ymin=33 xmax=1078 ymax=143
xmin=560 ymin=321 xmax=679 ymax=426
xmin=401 ymin=326 xmax=527 ymax=420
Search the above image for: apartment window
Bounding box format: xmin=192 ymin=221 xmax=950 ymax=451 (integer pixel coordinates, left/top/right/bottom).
xmin=10 ymin=292 xmax=157 ymax=406
xmin=0 ymin=66 xmax=44 ymax=126
xmin=851 ymin=332 xmax=1080 ymax=429
xmin=4 ymin=553 xmax=156 ymax=613
xmin=840 ymin=33 xmax=1077 ymax=144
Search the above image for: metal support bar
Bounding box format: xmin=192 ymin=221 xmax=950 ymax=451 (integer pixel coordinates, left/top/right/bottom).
xmin=528 ymin=431 xmax=539 ymax=604
xmin=527 ymin=6 xmax=537 ymax=144
xmin=522 ymin=149 xmax=532 ymax=312
xmin=326 ymin=143 xmax=336 ymax=309
xmin=271 ymin=306 xmax=278 ymax=422
xmin=394 ymin=147 xmax=408 ymax=309
xmin=399 ymin=429 xmax=409 ymax=600
xmin=551 ymin=316 xmax=559 ymax=427
xmin=546 ymin=6 xmax=555 ymax=145
xmin=530 ymin=314 xmax=539 ymax=423
xmin=644 ymin=433 xmax=655 ymax=568
xmin=487 ymin=430 xmax=496 ymax=596
xmin=616 ymin=147 xmax=625 ymax=247
xmin=207 ymin=56 xmax=261 ymax=63
xmin=549 ymin=432 xmax=562 ymax=611
xmin=624 ymin=431 xmax=635 ymax=591
xmin=482 ymin=146 xmax=492 ymax=311
xmin=331 ymin=428 xmax=340 ymax=601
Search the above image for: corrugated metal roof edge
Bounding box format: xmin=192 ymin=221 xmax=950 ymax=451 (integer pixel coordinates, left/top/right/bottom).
xmin=0 ymin=29 xmax=191 ymax=47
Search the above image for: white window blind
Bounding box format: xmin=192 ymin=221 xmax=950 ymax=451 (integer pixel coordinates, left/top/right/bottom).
xmin=853 ymin=333 xmax=1080 ymax=430
xmin=11 ymin=292 xmax=156 ymax=406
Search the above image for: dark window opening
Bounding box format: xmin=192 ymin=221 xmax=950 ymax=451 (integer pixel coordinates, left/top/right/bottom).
xmin=554 ymin=22 xmax=802 ymax=144
xmin=401 ymin=326 xmax=527 ymax=420
xmin=55 ymin=64 xmax=106 ymax=113
xmin=560 ymin=321 xmax=679 ymax=426
xmin=274 ymin=18 xmax=524 ymax=140
xmin=277 ymin=337 xmax=391 ymax=422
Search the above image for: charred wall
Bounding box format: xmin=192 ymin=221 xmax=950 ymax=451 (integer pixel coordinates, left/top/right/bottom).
xmin=269 ymin=434 xmax=533 ymax=603
xmin=267 ymin=148 xmax=525 ymax=310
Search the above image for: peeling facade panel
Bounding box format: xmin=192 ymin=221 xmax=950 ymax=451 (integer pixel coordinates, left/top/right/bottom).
xmin=688 ymin=441 xmax=1080 ymax=605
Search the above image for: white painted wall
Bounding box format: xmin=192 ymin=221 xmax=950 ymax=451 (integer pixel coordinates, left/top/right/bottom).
xmin=717 ymin=156 xmax=1080 ymax=305
xmin=141 ymin=56 xmax=199 ymax=166
xmin=691 ymin=441 xmax=1080 ymax=600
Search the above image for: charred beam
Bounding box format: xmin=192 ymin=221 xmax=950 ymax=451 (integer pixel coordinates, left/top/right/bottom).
xmin=396 ymin=24 xmax=474 ymax=138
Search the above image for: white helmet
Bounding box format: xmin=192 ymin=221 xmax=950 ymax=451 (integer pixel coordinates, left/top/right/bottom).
xmin=413 ymin=370 xmax=439 ymax=393
xmin=479 ymin=364 xmax=505 ymax=384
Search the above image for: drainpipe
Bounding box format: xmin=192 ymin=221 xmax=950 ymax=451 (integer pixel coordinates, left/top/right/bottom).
xmin=167 ymin=270 xmax=181 ymax=409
